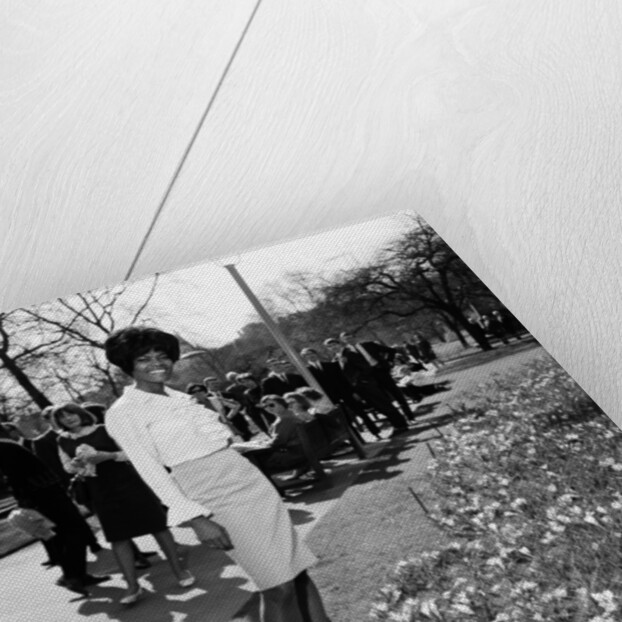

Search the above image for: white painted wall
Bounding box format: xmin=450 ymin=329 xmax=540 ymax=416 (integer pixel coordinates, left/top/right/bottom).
xmin=2 ymin=1 xmax=621 ymax=422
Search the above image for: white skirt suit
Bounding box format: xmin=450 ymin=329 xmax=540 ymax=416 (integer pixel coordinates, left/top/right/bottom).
xmin=105 ymin=385 xmax=316 ymax=590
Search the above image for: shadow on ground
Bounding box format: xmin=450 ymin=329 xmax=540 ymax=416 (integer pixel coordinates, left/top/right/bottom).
xmin=79 ymin=544 xmax=253 ymax=622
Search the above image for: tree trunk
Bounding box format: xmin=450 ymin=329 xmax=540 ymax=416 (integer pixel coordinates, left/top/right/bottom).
xmin=430 ymin=322 xmax=447 ymax=343
xmin=439 ymin=315 xmax=469 ymax=348
xmin=0 ymin=353 xmax=52 ymax=408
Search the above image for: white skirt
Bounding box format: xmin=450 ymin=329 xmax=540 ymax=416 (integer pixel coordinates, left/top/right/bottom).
xmin=171 ymin=448 xmax=317 ymax=590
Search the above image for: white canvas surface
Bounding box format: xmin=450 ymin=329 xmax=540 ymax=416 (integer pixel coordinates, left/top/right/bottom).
xmin=2 ymin=1 xmax=621 ymax=424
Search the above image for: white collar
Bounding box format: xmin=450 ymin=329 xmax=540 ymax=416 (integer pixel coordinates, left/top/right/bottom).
xmin=123 ymin=383 xmax=172 ymax=398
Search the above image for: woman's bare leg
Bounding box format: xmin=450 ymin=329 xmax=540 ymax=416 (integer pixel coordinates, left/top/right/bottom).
xmin=111 ymin=540 xmax=139 ymax=593
xmin=260 ymin=580 xmax=304 ymax=622
xmin=152 ymin=530 xmax=187 ymax=579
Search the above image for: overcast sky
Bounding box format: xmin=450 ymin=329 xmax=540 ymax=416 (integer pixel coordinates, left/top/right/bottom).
xmin=120 ymin=212 xmax=413 ymax=347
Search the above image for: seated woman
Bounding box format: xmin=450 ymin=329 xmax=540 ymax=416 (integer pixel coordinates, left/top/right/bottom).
xmin=53 ymin=402 xmax=192 ymax=606
xmin=295 ymin=389 xmax=356 ymax=451
xmin=282 ymin=392 xmax=316 ymax=422
xmin=247 ymin=395 xmax=312 ymax=472
xmin=103 ymin=327 xmax=330 ymax=622
xmin=186 ymin=383 xmax=246 ymax=440
xmin=295 ymin=388 xmax=334 ymax=415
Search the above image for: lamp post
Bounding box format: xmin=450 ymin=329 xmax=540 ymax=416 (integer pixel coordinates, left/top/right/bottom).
xmin=223 ymin=263 xmax=329 ymax=399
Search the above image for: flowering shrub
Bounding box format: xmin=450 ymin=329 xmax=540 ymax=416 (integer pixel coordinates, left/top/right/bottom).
xmin=370 ymin=356 xmax=622 ymax=621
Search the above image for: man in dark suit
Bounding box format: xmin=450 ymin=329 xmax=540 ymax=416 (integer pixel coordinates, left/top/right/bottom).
xmin=224 ymin=371 xmax=249 ymax=403
xmin=300 ymin=347 xmax=348 ymax=404
xmin=260 ymin=358 xmax=307 ymax=396
xmin=323 ymin=338 xmax=408 ymax=436
xmin=300 ymin=347 xmax=381 ymax=438
xmin=234 ymin=373 xmax=273 ymax=433
xmin=203 ymin=377 xmax=253 ymax=441
xmin=0 ymin=439 xmax=110 ymax=595
xmin=224 ymin=371 xmax=271 ymax=434
xmin=339 ymin=332 xmax=415 ymax=421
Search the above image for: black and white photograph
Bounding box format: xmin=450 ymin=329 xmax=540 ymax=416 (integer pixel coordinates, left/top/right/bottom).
xmin=3 ymin=2 xmax=622 ymax=621
xmin=0 ymin=212 xmax=619 ymax=621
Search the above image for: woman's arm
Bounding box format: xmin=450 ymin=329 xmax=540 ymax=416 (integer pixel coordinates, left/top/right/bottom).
xmin=57 ymin=445 xmax=82 ymax=474
xmin=224 ymin=400 xmax=242 ymax=420
xmin=81 ymin=450 xmax=126 ymax=465
xmin=105 ymin=409 xmax=211 ymax=526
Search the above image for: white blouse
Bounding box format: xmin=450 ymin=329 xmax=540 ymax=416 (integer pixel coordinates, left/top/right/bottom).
xmin=105 ymin=384 xmax=233 ymax=526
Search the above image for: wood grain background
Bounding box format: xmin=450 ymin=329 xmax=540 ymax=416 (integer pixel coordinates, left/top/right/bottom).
xmin=2 ymin=1 xmax=621 ymax=423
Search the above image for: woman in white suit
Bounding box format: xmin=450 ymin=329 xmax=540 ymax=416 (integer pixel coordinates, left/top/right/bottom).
xmin=104 ymin=326 xmax=330 ymax=622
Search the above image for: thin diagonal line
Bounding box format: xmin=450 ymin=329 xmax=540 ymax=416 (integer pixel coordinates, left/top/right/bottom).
xmin=125 ymin=0 xmax=264 ymax=281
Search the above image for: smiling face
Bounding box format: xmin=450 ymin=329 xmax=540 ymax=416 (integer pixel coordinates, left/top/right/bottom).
xmin=59 ymin=411 xmax=83 ymax=431
xmin=261 ymin=399 xmax=287 ymax=417
xmin=131 ymin=349 xmax=174 ymax=392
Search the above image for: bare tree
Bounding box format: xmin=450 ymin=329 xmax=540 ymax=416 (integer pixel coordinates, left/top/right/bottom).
xmin=0 ymin=275 xmax=160 ymax=411
xmin=21 ymin=275 xmax=159 ymax=349
xmin=0 ymin=310 xmax=61 ymax=408
xmin=315 ymin=217 xmax=498 ymax=350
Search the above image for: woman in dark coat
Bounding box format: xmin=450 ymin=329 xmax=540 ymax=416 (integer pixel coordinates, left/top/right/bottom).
xmin=53 ymin=403 xmax=192 ymax=605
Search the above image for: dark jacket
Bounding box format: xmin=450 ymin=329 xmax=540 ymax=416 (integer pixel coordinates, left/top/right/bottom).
xmin=348 ymin=341 xmax=397 ymax=371
xmin=30 ymin=429 xmax=71 ymax=488
xmin=261 ymin=373 xmax=307 ymax=396
xmin=336 ymin=348 xmax=379 ymax=387
xmin=0 ymin=439 xmax=62 ymax=508
xmin=306 ymin=361 xmax=353 ymax=404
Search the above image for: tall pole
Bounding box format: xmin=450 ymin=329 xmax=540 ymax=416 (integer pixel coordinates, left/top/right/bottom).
xmin=223 ymin=263 xmax=331 ymax=401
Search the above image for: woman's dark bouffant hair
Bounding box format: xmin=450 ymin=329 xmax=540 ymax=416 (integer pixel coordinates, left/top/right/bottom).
xmin=49 ymin=403 xmax=97 ymax=431
xmin=104 ymin=326 xmax=180 ymax=375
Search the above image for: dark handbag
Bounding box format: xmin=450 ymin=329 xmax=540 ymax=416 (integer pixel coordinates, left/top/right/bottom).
xmin=68 ymin=474 xmax=91 ymax=508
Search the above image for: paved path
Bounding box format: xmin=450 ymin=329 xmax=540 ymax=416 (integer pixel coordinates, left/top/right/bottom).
xmin=0 ymin=340 xmax=545 ymax=621
xmin=305 ymin=339 xmax=546 ymax=621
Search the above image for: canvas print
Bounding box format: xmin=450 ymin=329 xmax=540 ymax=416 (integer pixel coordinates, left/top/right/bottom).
xmin=0 ymin=211 xmax=619 ymax=622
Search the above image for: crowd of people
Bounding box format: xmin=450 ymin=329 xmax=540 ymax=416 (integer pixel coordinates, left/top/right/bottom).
xmin=0 ymin=325 xmax=440 ymax=612
xmin=203 ymin=329 xmax=447 ymax=445
xmin=0 ymin=315 xmax=523 ymax=618
xmin=0 ymin=313 xmax=532 ymax=622
xmin=467 ymin=309 xmax=527 ymax=346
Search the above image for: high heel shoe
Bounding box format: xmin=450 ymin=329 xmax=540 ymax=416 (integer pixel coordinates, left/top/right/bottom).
xmin=178 ymin=571 xmax=196 ymax=588
xmin=120 ymin=586 xmax=144 ymax=606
